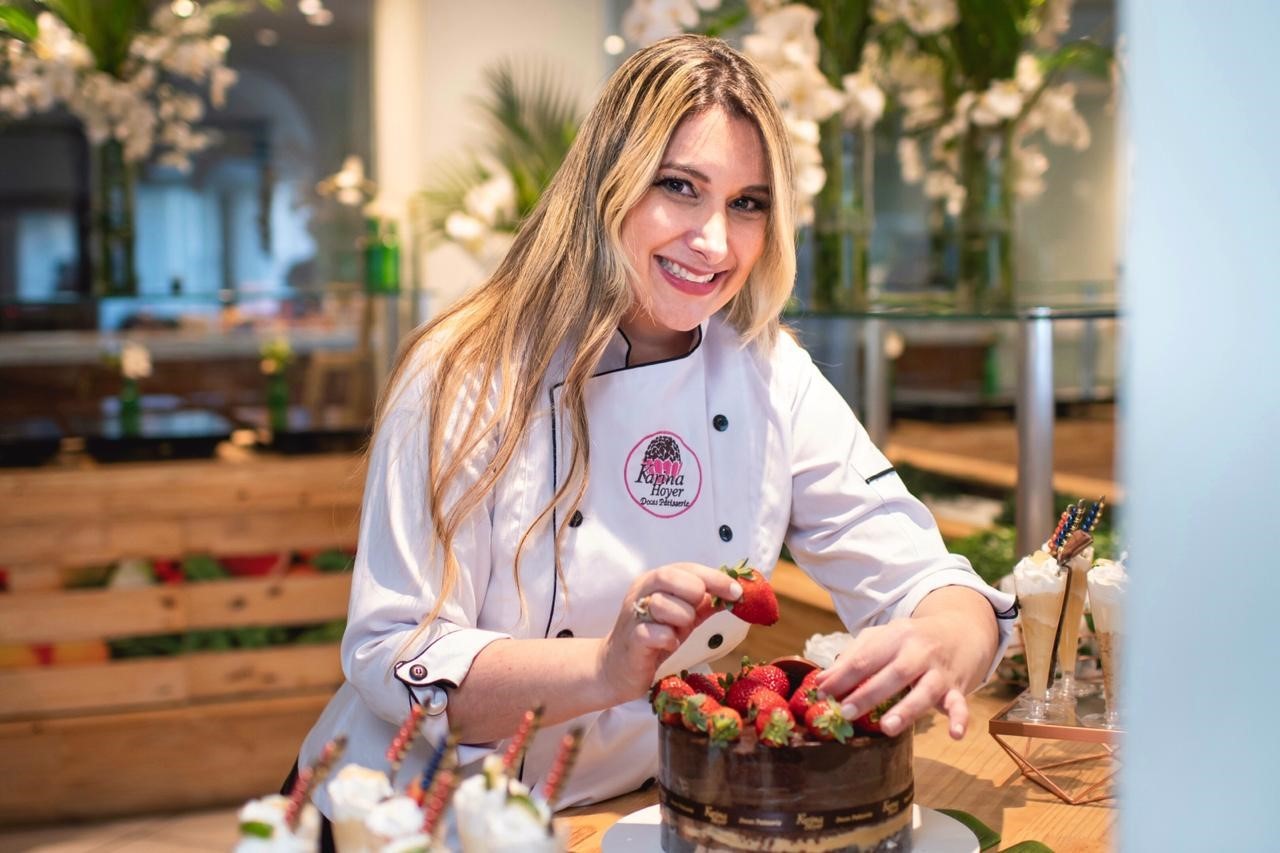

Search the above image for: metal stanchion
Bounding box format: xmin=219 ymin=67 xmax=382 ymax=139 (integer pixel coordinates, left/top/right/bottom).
xmin=1016 ymin=308 xmax=1056 ymax=557
xmin=862 ymin=317 xmax=889 ymax=448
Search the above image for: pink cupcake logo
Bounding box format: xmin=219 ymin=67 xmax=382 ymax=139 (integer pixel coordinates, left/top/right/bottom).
xmin=625 ymin=430 xmax=702 ymax=518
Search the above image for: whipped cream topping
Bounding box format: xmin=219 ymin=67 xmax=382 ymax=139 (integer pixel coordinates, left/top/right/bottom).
xmin=1066 ymin=544 xmax=1095 ymax=572
xmin=234 ymin=794 xmax=318 ymax=853
xmin=379 ymin=833 xmax=437 ymax=853
xmin=1088 ymin=558 xmax=1129 ymax=632
xmin=328 ymin=764 xmax=393 ymax=821
xmin=366 ymin=795 xmax=426 ymax=842
xmin=483 ymin=797 xmax=555 ymax=852
xmin=1013 ymin=549 xmax=1065 ymax=596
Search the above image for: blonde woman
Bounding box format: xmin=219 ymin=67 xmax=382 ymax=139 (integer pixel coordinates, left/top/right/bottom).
xmin=297 ymin=35 xmax=1014 ymax=821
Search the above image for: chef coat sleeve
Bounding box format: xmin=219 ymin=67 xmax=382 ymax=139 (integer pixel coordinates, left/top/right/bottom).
xmin=779 ymin=340 xmax=1016 ymax=681
xmin=340 ymin=353 xmax=511 ymax=726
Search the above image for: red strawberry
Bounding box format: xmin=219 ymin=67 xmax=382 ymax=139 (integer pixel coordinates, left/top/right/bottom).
xmin=652 ymin=681 xmax=694 ymax=726
xmin=716 ymin=560 xmax=779 ymax=626
xmin=793 ymin=668 xmax=821 ymax=697
xmin=747 ymin=688 xmax=788 ymax=721
xmin=754 ymin=707 xmax=796 ymax=747
xmin=650 ymin=675 xmax=685 ymax=703
xmin=788 ymin=685 xmax=821 ymax=721
xmin=804 ymin=697 xmax=855 ymax=743
xmin=681 ymin=694 xmax=721 ymax=733
xmin=723 ymin=676 xmax=769 ymax=716
xmin=706 ymin=707 xmax=743 ymax=745
xmin=854 ymin=686 xmax=909 ymax=735
xmin=741 ymin=660 xmax=790 ymax=696
xmin=683 ymin=671 xmax=727 ymax=703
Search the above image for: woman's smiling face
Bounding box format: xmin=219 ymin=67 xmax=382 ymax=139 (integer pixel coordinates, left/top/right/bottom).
xmin=619 ymin=106 xmax=771 ymax=345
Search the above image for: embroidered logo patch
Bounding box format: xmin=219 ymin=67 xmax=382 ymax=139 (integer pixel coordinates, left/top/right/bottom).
xmin=624 ymin=430 xmax=703 ymax=518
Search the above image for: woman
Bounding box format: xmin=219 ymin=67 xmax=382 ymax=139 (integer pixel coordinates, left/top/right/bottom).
xmin=298 ymin=35 xmax=1015 ymax=816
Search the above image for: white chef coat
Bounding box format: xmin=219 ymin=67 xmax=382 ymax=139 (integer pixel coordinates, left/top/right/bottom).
xmin=298 ymin=312 xmax=1016 ymax=817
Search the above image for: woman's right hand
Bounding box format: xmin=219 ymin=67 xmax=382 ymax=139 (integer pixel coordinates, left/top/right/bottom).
xmin=597 ymin=562 xmax=743 ymax=704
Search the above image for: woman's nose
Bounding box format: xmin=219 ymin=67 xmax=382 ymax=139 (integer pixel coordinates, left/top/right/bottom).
xmin=689 ymin=210 xmax=728 ymax=263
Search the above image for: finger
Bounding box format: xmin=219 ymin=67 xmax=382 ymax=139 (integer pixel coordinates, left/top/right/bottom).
xmin=634 ymin=621 xmax=680 ymax=653
xmin=644 ymin=591 xmax=697 ymax=630
xmin=813 ymin=628 xmax=902 ymax=701
xmin=940 ymin=688 xmax=969 ymax=739
xmin=660 ymin=562 xmax=743 ymax=605
xmin=876 ymin=670 xmax=947 ymax=737
xmin=833 ymin=655 xmax=926 ymax=724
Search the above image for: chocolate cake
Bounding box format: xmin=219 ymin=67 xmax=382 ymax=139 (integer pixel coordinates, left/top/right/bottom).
xmin=656 ymin=658 xmax=913 ymax=852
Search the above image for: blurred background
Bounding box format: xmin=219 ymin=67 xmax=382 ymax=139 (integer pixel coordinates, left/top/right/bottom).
xmin=0 ymin=1 xmax=1273 ymax=851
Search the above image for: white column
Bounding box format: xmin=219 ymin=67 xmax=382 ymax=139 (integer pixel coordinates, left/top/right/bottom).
xmin=1121 ymin=2 xmax=1280 ymax=849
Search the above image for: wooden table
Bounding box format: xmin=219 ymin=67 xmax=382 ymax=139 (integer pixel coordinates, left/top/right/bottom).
xmin=559 ymin=688 xmax=1115 ymax=852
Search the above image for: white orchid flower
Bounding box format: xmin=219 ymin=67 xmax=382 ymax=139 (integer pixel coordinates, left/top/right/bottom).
xmin=463 ymin=166 xmax=517 ymax=227
xmin=971 ymin=80 xmax=1023 ymax=126
xmin=1015 ymin=54 xmax=1044 ymax=94
xmin=1013 ymin=143 xmax=1049 ymax=199
xmin=1034 ymin=0 xmax=1075 ymax=49
xmin=751 ymin=4 xmax=821 ymax=67
xmin=444 ymin=211 xmax=490 ymax=253
xmin=768 ymin=65 xmax=844 ymax=123
xmin=841 ymin=68 xmax=885 ymax=129
xmin=1035 ymin=83 xmax=1090 ymax=150
xmin=897 ymin=136 xmax=925 ymax=184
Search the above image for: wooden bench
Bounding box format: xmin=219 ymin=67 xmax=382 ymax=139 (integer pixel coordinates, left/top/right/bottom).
xmin=0 ymin=453 xmax=364 ymax=824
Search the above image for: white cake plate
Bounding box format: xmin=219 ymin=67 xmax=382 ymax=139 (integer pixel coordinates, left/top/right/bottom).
xmin=601 ymin=803 xmax=979 ymax=853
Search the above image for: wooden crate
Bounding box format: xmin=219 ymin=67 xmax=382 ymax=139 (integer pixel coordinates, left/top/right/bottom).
xmin=0 ymin=453 xmax=364 ymax=825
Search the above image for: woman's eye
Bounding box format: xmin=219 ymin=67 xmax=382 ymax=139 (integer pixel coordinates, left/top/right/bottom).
xmin=732 ymin=196 xmax=769 ymax=214
xmin=657 ymin=176 xmax=693 ymax=196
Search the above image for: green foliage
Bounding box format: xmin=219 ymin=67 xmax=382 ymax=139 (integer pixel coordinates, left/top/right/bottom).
xmin=0 ymin=6 xmax=38 ymax=40
xmin=937 ymin=808 xmax=1001 ymax=850
xmin=180 ymin=553 xmax=229 ymax=582
xmin=2 ymin=0 xmax=280 ymax=75
xmin=108 ymin=619 xmax=345 ymax=658
xmin=421 ymin=59 xmax=582 ymax=240
xmin=809 ymin=0 xmax=875 ymax=85
xmin=311 ymin=549 xmax=354 ymax=573
xmin=476 ymin=61 xmax=579 ymax=220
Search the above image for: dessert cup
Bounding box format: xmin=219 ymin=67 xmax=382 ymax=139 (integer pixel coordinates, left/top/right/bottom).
xmin=1081 ymin=559 xmax=1127 ymax=729
xmin=1010 ymin=551 xmax=1066 ymax=723
xmin=1049 ymin=546 xmax=1097 ymax=705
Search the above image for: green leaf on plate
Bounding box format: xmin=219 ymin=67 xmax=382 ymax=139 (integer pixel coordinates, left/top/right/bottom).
xmin=1002 ymin=842 xmax=1056 ymax=853
xmin=239 ymin=820 xmax=274 ymax=839
xmin=937 ymin=809 xmax=1001 ymax=851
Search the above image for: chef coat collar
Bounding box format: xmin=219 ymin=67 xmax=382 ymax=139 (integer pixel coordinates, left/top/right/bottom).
xmin=601 ymin=317 xmax=709 ymax=373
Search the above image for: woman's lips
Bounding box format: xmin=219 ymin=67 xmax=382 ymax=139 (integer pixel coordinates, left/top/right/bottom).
xmin=655 ymin=256 xmax=723 ymax=296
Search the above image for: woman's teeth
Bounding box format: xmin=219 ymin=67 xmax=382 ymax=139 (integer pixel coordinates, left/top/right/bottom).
xmin=659 ymin=257 xmax=715 ymax=284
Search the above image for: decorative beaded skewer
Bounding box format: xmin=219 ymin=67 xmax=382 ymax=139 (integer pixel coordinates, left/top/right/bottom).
xmin=386 ymin=703 xmax=428 ymax=785
xmin=284 ymin=736 xmax=346 ymax=830
xmin=543 ymin=728 xmax=584 ymax=814
xmin=501 ymin=706 xmax=545 ymax=775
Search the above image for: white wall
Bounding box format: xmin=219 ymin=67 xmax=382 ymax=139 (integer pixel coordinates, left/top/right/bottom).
xmin=1121 ymin=2 xmax=1280 ymax=849
xmin=371 ymin=0 xmax=608 ymax=318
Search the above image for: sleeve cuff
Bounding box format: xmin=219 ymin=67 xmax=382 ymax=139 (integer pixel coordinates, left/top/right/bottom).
xmin=393 ymin=624 xmax=511 ymax=708
xmin=889 ymin=569 xmax=1018 ymax=684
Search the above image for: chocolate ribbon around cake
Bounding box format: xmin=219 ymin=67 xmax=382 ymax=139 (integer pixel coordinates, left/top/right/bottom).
xmin=658 ymin=782 xmax=914 ymax=834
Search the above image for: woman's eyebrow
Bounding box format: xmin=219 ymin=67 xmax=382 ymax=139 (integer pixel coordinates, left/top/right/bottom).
xmin=659 ymin=161 xmax=771 ymax=196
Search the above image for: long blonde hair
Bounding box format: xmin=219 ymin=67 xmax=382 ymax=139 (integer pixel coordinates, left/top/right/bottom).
xmin=384 ymin=35 xmax=796 ymax=630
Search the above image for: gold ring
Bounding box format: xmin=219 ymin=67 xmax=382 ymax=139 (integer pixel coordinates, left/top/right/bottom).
xmin=632 ymin=595 xmax=655 ymax=623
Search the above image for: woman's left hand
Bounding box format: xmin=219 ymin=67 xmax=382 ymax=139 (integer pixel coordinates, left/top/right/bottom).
xmin=812 ymin=586 xmax=998 ymax=740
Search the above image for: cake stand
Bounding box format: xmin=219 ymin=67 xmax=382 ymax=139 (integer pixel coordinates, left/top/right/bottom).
xmin=601 ymin=803 xmax=980 ymax=853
